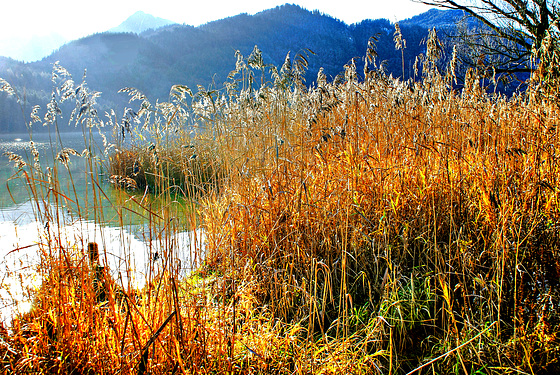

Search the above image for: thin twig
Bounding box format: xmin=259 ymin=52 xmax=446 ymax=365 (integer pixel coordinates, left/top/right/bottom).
xmin=406 ymin=322 xmax=497 ymax=375
xmin=137 ymin=310 xmax=177 ymax=375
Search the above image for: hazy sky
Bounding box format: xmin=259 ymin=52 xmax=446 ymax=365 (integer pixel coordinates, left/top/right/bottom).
xmin=3 ymin=0 xmax=434 ymax=40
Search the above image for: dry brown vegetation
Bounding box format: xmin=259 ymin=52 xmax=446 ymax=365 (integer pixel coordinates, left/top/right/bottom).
xmin=1 ymin=36 xmax=560 ymax=374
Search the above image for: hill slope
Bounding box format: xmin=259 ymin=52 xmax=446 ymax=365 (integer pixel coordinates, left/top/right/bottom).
xmin=0 ymin=5 xmax=468 ymax=132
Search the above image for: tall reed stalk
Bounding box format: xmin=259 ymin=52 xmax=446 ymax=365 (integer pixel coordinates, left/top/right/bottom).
xmin=1 ymin=38 xmax=559 ymax=374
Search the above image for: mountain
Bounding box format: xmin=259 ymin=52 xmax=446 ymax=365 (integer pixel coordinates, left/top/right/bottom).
xmin=399 ymin=8 xmax=481 ymax=29
xmin=108 ymin=11 xmax=176 ymax=34
xmin=0 ymin=5 xmax=472 ymax=133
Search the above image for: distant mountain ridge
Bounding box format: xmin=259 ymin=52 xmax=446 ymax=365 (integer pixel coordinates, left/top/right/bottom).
xmin=400 ymin=8 xmax=479 ymax=29
xmin=0 ymin=4 xmax=471 ymax=132
xmin=108 ymin=11 xmax=176 ymax=34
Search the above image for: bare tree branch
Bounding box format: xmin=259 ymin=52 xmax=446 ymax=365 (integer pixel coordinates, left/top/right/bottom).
xmin=417 ymin=0 xmax=559 ymax=75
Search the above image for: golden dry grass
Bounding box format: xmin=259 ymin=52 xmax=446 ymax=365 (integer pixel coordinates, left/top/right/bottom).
xmin=2 ymin=43 xmax=560 ymax=374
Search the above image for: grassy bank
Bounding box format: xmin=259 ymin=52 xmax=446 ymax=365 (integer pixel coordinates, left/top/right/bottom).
xmin=1 ymin=40 xmax=560 ymax=374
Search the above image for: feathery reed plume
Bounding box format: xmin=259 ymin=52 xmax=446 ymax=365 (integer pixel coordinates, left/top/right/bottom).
xmin=1 ymin=41 xmax=559 ymax=374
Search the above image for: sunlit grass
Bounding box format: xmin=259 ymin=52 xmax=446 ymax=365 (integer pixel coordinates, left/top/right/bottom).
xmin=1 ymin=37 xmax=559 ymax=374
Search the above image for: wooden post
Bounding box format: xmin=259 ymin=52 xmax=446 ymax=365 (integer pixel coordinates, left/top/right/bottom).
xmin=88 ymin=242 xmax=107 ymax=303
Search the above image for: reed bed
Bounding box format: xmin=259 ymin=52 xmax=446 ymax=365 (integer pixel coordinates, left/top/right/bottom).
xmin=1 ymin=38 xmax=559 ymax=374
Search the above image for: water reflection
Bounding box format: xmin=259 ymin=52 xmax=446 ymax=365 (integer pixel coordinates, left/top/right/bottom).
xmin=0 ymin=133 xmax=204 ymax=325
xmin=0 ymin=201 xmax=205 ymax=325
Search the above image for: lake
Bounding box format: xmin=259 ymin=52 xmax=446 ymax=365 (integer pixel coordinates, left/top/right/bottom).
xmin=0 ymin=131 xmax=204 ymax=325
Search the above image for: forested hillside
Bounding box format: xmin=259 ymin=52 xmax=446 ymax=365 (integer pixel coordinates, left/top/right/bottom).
xmin=0 ymin=4 xmax=484 ymax=132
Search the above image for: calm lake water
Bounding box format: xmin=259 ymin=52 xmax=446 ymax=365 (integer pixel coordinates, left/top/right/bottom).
xmin=0 ymin=132 xmax=204 ymax=325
